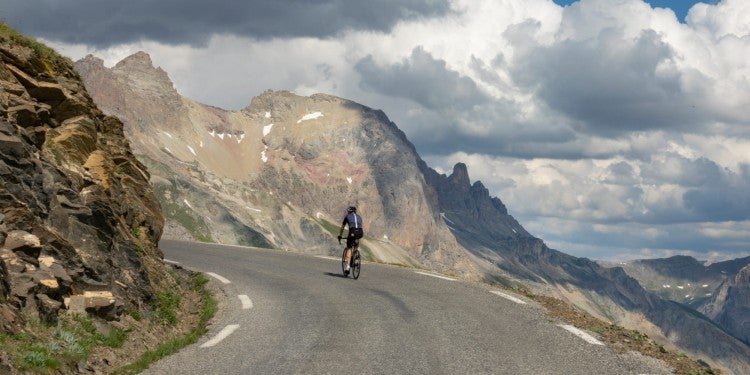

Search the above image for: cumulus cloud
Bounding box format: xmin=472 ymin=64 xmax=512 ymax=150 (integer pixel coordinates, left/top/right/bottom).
xmin=356 ymin=47 xmax=490 ymax=111
xmin=4 ymin=0 xmax=451 ymax=47
xmin=22 ymin=0 xmax=750 ymax=261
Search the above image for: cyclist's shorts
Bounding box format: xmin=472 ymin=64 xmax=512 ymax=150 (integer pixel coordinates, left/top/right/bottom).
xmin=347 ymin=228 xmax=363 ymax=248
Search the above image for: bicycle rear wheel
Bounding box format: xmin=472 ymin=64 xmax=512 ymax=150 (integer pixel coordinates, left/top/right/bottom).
xmin=341 ymin=247 xmax=349 ymax=277
xmin=351 ymin=250 xmax=361 ymax=279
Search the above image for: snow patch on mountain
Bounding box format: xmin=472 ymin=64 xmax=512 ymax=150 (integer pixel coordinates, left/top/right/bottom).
xmin=297 ymin=112 xmax=323 ymax=123
xmin=263 ymin=124 xmax=274 ymax=137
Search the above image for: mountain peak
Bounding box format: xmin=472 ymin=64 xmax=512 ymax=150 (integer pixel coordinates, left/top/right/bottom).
xmin=112 ymin=51 xmax=173 ymax=87
xmin=449 ymin=162 xmax=471 ymax=187
xmin=115 ymin=51 xmax=154 ymax=69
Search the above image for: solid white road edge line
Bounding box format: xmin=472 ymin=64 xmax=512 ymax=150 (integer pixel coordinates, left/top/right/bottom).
xmin=414 ymin=271 xmax=456 ymax=281
xmin=200 ymin=324 xmax=240 ymax=348
xmin=164 ymin=259 xmax=180 ymax=265
xmin=558 ymin=324 xmax=604 ymax=345
xmin=206 ymin=272 xmax=231 ymax=284
xmin=490 ymin=290 xmax=527 ymax=304
xmin=238 ymin=295 xmax=253 ymax=309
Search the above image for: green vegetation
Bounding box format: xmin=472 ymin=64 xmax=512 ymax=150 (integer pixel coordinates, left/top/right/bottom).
xmin=357 ymin=243 xmax=374 ymax=261
xmin=152 ymin=184 xmax=214 ymax=243
xmin=152 ymin=290 xmax=181 ymax=326
xmin=0 ymin=22 xmax=72 ymax=75
xmin=114 ymin=273 xmax=217 ymax=375
xmin=316 ymin=217 xmax=340 ymax=236
xmin=1 ymin=314 xmax=130 ymax=373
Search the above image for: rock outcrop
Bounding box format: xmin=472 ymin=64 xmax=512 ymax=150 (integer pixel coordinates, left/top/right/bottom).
xmin=1 ymin=28 xmax=166 ymax=334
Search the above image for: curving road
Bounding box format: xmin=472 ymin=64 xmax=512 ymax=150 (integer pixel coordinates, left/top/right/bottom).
xmin=144 ymin=240 xmax=669 ymax=374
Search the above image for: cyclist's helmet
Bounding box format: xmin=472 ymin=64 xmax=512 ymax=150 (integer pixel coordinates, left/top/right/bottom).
xmin=347 ymin=206 xmax=357 ymax=213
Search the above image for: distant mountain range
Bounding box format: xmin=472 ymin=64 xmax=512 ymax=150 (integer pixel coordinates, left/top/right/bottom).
xmin=74 ymin=52 xmax=750 ymax=374
xmin=612 ymin=255 xmax=750 ymax=346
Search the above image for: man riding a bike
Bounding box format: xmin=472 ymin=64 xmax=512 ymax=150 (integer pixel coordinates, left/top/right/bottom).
xmin=338 ymin=206 xmax=363 ymax=273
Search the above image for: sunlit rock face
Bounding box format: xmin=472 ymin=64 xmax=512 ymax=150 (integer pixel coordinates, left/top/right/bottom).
xmin=1 ymin=34 xmax=166 ymax=331
xmin=75 ymin=53 xmax=479 ymax=277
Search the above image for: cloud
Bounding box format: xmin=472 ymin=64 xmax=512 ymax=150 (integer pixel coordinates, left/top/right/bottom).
xmin=4 ymin=0 xmax=451 ymax=47
xmin=25 ymin=0 xmax=750 ymax=261
xmin=356 ymin=47 xmax=490 ymax=111
xmin=682 ymin=163 xmax=750 ymax=222
xmin=517 ymin=29 xmax=703 ymax=135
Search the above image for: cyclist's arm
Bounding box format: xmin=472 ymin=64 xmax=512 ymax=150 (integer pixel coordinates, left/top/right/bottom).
xmin=338 ymin=218 xmax=348 ymax=238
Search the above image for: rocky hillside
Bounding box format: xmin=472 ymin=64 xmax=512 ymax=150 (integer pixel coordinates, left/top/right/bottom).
xmin=422 ymin=158 xmax=750 ymax=374
xmin=75 ymin=51 xmax=750 ymax=374
xmin=617 ymin=255 xmax=750 ymax=346
xmin=1 ymin=24 xmax=168 ymax=358
xmin=74 ymin=53 xmax=479 ymax=277
xmin=701 ymin=264 xmax=750 ymax=345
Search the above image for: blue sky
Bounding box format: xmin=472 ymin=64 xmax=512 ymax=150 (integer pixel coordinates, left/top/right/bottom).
xmin=554 ymin=0 xmax=720 ymax=21
xmin=5 ymin=0 xmax=750 ymax=262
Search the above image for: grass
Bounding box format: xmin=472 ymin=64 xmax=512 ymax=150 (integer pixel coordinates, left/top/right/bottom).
xmin=152 ymin=184 xmax=214 ymax=243
xmin=113 ymin=273 xmax=217 ymax=375
xmin=1 ymin=313 xmax=131 ymax=373
xmin=152 ymin=290 xmax=181 ymax=326
xmin=0 ymin=22 xmax=73 ymax=75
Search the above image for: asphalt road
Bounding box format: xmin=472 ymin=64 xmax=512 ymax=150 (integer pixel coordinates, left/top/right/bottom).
xmin=143 ymin=240 xmax=669 ymax=374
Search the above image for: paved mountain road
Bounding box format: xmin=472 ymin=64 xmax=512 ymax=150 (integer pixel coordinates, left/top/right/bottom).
xmin=144 ymin=240 xmax=669 ymax=374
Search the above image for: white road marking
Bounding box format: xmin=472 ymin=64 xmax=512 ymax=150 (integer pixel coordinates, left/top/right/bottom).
xmin=206 ymin=272 xmax=231 ymax=284
xmin=558 ymin=324 xmax=604 ymax=345
xmin=490 ymin=290 xmax=527 ymax=304
xmin=238 ymin=295 xmax=253 ymax=309
xmin=315 ymin=255 xmax=340 ymax=261
xmin=164 ymin=259 xmax=180 ymax=265
xmin=200 ymin=324 xmax=240 ymax=348
xmin=414 ymin=271 xmax=456 ymax=281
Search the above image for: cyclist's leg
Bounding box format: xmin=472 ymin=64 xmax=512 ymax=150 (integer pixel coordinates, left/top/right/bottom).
xmin=345 ymin=234 xmax=356 ymax=266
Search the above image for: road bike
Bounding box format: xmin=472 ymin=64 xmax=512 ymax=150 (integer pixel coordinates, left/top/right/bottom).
xmin=338 ymin=237 xmax=361 ymax=279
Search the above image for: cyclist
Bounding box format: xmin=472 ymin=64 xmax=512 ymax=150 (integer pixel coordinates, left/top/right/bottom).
xmin=337 ymin=206 xmax=363 ymax=273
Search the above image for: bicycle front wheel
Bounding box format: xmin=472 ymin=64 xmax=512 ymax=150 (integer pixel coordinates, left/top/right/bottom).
xmin=351 ymin=250 xmax=361 ymax=279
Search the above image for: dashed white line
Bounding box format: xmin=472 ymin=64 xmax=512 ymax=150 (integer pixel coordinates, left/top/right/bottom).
xmin=558 ymin=324 xmax=604 ymax=345
xmin=414 ymin=271 xmax=456 ymax=281
xmin=238 ymin=295 xmax=253 ymax=309
xmin=206 ymin=272 xmax=231 ymax=284
xmin=200 ymin=324 xmax=240 ymax=348
xmin=490 ymin=290 xmax=527 ymax=304
xmin=164 ymin=259 xmax=180 ymax=265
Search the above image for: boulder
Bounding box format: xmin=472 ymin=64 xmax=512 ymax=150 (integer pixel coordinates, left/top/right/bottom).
xmin=3 ymin=230 xmax=41 ymax=263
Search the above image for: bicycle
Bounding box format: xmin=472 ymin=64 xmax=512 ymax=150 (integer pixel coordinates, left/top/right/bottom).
xmin=338 ymin=237 xmax=361 ymax=279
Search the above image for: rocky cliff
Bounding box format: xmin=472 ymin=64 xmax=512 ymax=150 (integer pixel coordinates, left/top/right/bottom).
xmin=75 ymin=51 xmax=750 ymax=374
xmin=616 ymin=255 xmax=750 ymax=346
xmin=701 ymin=264 xmax=750 ymax=345
xmin=1 ymin=26 xmax=166 ymax=338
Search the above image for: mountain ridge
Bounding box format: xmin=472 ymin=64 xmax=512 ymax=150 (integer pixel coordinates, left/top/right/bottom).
xmin=74 ymin=51 xmax=750 ymax=374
